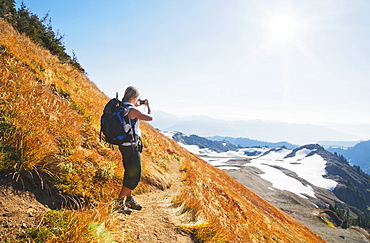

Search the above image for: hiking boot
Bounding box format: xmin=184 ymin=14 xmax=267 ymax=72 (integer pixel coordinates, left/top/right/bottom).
xmin=125 ymin=196 xmax=143 ymax=210
xmin=119 ymin=205 xmax=133 ymax=214
xmin=114 ymin=199 xmax=132 ymax=214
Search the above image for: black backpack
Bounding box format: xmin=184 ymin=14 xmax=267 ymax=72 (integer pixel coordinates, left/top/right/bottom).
xmin=100 ymin=93 xmax=135 ymax=145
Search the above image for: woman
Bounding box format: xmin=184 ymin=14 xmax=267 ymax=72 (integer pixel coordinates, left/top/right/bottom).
xmin=115 ymin=86 xmax=152 ymax=214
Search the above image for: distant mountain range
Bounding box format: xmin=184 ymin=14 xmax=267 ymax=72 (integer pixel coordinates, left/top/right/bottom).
xmin=151 ymin=111 xmax=364 ymax=145
xmin=169 ymin=132 xmax=241 ymax=152
xmin=168 ymin=131 xmax=369 ymax=175
xmin=208 ymin=135 xmax=298 ymax=150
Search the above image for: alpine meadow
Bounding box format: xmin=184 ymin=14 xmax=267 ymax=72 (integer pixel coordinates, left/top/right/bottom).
xmin=0 ymin=7 xmax=330 ymax=243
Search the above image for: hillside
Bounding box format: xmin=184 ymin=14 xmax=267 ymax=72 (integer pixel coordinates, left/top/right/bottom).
xmin=0 ymin=18 xmax=325 ymax=242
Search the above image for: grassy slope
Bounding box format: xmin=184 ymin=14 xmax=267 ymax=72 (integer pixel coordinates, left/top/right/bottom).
xmin=0 ymin=18 xmax=325 ymax=242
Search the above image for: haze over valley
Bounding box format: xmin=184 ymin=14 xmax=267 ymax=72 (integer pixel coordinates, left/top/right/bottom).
xmin=152 ymin=111 xmax=367 ymax=145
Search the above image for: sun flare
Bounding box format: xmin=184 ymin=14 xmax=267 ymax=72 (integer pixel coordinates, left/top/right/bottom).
xmin=269 ymin=15 xmax=299 ymax=42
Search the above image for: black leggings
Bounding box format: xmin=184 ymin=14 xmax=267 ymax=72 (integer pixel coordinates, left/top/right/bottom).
xmin=119 ymin=145 xmax=142 ymax=190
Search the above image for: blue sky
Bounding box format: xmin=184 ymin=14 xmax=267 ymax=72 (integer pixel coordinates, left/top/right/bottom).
xmin=20 ymin=1 xmax=370 ymax=133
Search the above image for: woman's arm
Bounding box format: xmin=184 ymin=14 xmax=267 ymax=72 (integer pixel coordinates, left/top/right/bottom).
xmin=129 ymin=108 xmax=153 ymax=121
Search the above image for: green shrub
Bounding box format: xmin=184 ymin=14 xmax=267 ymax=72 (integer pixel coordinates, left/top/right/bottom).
xmin=18 ymin=210 xmax=74 ymax=242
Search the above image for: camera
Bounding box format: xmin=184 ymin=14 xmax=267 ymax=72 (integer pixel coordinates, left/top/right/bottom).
xmin=139 ymin=99 xmax=146 ymax=105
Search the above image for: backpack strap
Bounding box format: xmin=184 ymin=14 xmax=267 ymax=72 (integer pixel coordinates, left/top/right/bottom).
xmin=121 ymin=103 xmax=138 ymax=146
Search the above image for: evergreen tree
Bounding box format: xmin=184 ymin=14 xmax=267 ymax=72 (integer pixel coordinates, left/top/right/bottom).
xmin=15 ymin=3 xmax=68 ymax=60
xmin=1 ymin=1 xmax=85 ymax=72
xmin=0 ymin=0 xmax=16 ymax=23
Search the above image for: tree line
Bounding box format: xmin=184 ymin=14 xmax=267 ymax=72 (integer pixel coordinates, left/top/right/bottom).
xmin=328 ymin=203 xmax=370 ymax=230
xmin=331 ymin=152 xmax=370 ymax=230
xmin=0 ymin=0 xmax=84 ymax=72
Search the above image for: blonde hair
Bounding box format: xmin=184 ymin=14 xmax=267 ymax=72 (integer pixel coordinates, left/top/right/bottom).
xmin=123 ymin=86 xmax=140 ymax=102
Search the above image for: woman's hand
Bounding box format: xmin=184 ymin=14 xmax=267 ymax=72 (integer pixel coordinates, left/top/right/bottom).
xmin=138 ymin=99 xmax=151 ymax=114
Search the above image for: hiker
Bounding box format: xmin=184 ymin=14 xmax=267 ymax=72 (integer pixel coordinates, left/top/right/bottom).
xmin=115 ymin=86 xmax=152 ymax=214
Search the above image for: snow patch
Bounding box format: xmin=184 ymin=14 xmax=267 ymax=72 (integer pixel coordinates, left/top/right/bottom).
xmin=163 ymin=131 xmax=338 ymax=199
xmin=161 ymin=131 xmax=177 ymax=139
xmin=179 ymin=143 xmax=338 ymax=199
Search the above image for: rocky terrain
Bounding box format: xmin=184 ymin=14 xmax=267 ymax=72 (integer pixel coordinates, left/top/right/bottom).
xmin=225 ymin=163 xmax=369 ymax=243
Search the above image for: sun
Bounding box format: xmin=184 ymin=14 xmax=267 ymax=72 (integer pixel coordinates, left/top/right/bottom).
xmin=269 ymin=15 xmax=299 ymax=42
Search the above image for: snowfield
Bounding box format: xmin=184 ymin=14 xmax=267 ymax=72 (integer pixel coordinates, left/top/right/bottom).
xmin=176 ymin=142 xmax=338 ymax=199
xmin=246 ymin=148 xmax=338 ymax=199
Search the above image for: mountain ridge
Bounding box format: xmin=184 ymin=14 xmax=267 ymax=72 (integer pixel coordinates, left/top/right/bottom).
xmin=208 ymin=135 xmax=297 ymax=150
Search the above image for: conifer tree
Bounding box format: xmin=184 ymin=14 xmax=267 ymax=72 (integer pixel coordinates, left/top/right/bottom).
xmin=0 ymin=0 xmax=16 ymax=24
xmin=0 ymin=1 xmax=85 ymax=72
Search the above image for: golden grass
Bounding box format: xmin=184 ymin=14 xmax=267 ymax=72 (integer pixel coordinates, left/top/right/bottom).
xmin=1 ymin=18 xmax=325 ymax=242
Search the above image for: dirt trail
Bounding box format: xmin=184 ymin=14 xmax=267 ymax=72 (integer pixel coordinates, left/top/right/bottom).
xmin=0 ymin=182 xmax=50 ymax=239
xmin=114 ymin=159 xmax=194 ymax=243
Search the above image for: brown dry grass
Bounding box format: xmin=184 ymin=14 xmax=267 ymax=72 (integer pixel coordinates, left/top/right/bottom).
xmin=0 ymin=18 xmax=325 ymax=242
